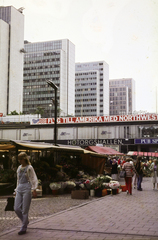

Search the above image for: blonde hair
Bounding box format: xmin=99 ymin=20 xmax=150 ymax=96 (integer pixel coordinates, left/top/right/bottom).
xmin=18 ymin=152 xmax=31 ymax=165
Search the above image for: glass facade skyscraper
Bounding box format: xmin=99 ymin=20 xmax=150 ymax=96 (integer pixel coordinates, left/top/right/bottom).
xmin=23 ymin=39 xmax=75 ymax=117
xmin=109 ymin=78 xmax=135 ymax=115
xmin=75 ymin=61 xmax=109 ymax=117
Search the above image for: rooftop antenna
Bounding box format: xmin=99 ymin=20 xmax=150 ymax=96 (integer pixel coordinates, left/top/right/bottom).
xmin=18 ymin=7 xmax=25 ymax=13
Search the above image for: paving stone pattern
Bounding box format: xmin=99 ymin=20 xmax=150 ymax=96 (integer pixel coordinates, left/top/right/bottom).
xmin=0 ymin=177 xmax=158 ymax=240
xmin=0 ymin=194 xmax=93 ymax=233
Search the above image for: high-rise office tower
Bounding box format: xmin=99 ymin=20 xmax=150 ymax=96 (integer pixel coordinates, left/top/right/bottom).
xmin=109 ymin=78 xmax=135 ymax=115
xmin=0 ymin=6 xmax=24 ymax=116
xmin=23 ymin=39 xmax=75 ymax=117
xmin=75 ymin=61 xmax=109 ymax=117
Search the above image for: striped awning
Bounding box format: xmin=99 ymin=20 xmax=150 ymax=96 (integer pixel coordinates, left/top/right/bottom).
xmin=127 ymin=151 xmax=158 ymax=157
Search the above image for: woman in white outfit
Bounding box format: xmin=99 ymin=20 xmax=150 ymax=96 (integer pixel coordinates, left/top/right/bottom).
xmin=151 ymin=159 xmax=158 ymax=190
xmin=14 ymin=152 xmax=38 ymax=235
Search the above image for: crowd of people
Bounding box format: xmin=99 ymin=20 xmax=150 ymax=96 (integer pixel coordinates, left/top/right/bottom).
xmin=108 ymin=156 xmax=158 ymax=195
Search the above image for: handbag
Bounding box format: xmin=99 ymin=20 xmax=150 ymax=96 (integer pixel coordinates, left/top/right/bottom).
xmin=120 ymin=170 xmax=126 ymax=178
xmin=5 ymin=197 xmax=15 ymax=211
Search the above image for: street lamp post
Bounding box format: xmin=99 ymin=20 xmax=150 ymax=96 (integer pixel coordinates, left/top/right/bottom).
xmin=46 ymin=80 xmax=58 ymax=146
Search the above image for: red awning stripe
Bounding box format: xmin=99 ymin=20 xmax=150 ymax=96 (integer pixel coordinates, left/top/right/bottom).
xmin=85 ymin=146 xmax=123 ymax=155
xmin=128 ymin=151 xmax=158 ymax=157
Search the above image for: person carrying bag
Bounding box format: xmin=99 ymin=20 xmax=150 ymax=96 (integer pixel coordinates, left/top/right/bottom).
xmin=14 ymin=152 xmax=38 ymax=235
xmin=122 ymin=158 xmax=137 ymax=195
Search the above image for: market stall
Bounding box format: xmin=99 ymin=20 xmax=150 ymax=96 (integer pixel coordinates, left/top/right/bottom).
xmin=85 ymin=146 xmax=124 ymax=155
xmin=127 ymin=151 xmax=158 ymax=157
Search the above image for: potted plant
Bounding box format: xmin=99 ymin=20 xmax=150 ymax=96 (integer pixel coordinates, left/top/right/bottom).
xmin=89 ymin=180 xmax=96 ymax=197
xmin=49 ymin=182 xmax=61 ymax=195
xmin=109 ymin=180 xmax=120 ymax=195
xmin=58 ymin=182 xmax=67 ymax=194
xmin=65 ymin=181 xmax=76 ymax=193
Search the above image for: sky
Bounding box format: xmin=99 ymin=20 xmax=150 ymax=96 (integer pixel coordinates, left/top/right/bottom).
xmin=1 ymin=0 xmax=158 ymax=113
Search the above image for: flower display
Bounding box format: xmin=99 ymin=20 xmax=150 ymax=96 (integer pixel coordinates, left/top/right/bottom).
xmin=90 ymin=181 xmax=97 ymax=190
xmin=60 ymin=182 xmax=67 ymax=189
xmin=79 ymin=183 xmax=85 ymax=189
xmin=65 ymin=181 xmax=76 ymax=188
xmin=108 ymin=181 xmax=120 ymax=189
xmin=102 ymin=182 xmax=110 ymax=188
xmin=84 ymin=179 xmax=91 ymax=189
xmin=96 ymin=175 xmax=112 ymax=183
xmin=49 ymin=182 xmax=61 ymax=190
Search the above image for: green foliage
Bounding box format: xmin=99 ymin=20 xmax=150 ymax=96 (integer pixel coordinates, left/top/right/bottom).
xmin=0 ymin=169 xmax=16 ymax=183
xmin=57 ymin=107 xmax=62 ymax=117
xmin=34 ymin=160 xmax=58 ymax=182
xmin=35 ymin=106 xmax=44 ymax=116
xmin=8 ymin=110 xmax=19 ymax=115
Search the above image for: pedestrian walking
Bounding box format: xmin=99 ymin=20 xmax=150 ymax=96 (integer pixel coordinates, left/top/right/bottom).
xmin=130 ymin=159 xmax=137 ymax=189
xmin=14 ymin=152 xmax=38 ymax=235
xmin=122 ymin=158 xmax=137 ymax=195
xmin=111 ymin=158 xmax=118 ymax=180
xmin=132 ymin=169 xmax=137 ymax=189
xmin=150 ymin=159 xmax=158 ymax=190
xmin=135 ymin=156 xmax=143 ymax=191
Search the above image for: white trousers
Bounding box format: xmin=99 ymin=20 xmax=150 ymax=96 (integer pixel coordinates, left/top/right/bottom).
xmin=14 ymin=190 xmax=32 ymax=231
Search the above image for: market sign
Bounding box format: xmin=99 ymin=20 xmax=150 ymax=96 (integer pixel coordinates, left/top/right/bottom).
xmin=31 ymin=113 xmax=158 ymax=125
xmin=135 ymin=139 xmax=158 ymax=144
xmin=66 ymin=139 xmax=133 ymax=146
xmin=67 ymin=139 xmax=124 ymax=146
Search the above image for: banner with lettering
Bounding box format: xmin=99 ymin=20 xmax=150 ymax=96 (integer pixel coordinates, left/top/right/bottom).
xmin=31 ymin=113 xmax=158 ymax=125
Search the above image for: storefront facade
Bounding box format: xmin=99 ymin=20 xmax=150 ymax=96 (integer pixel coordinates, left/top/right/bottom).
xmin=0 ymin=113 xmax=158 ymax=154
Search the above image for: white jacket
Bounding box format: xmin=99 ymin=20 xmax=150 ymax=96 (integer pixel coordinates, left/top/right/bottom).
xmin=16 ymin=165 xmax=38 ymax=191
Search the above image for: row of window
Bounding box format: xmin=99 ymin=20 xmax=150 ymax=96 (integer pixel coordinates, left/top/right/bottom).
xmin=75 ymin=93 xmax=103 ymax=97
xmin=110 ymin=106 xmax=126 ymax=110
xmin=24 ymin=78 xmax=60 ymax=84
xmin=75 ymin=99 xmax=97 ymax=103
xmin=75 ymin=109 xmax=97 ymax=113
xmin=25 ymin=42 xmax=62 ymax=52
xmin=110 ymin=110 xmax=127 ymax=115
xmin=109 ymin=79 xmax=132 ymax=85
xmin=75 ymin=82 xmax=97 ymax=87
xmin=75 ymin=88 xmax=96 ymax=92
xmin=25 ymin=52 xmax=60 ymax=59
xmin=76 ymin=72 xmax=97 ymax=76
xmin=75 ymin=93 xmax=97 ymax=97
xmin=75 ymin=99 xmax=97 ymax=102
xmin=110 ymin=97 xmax=127 ymax=101
xmin=23 ymin=91 xmax=58 ymax=95
xmin=24 ymin=83 xmax=60 ymax=89
xmin=24 ymin=71 xmax=60 ymax=77
xmin=24 ymin=58 xmax=60 ymax=64
xmin=75 ymin=78 xmax=97 ymax=81
xmin=24 ymin=64 xmax=60 ymax=71
xmin=110 ymin=92 xmax=127 ymax=97
xmin=76 ymin=63 xmax=103 ymax=68
xmin=44 ymin=52 xmax=59 ymax=56
xmin=110 ymin=100 xmax=127 ymax=105
xmin=75 ymin=104 xmax=97 ymax=107
xmin=110 ymin=88 xmax=127 ymax=92
xmin=23 ymin=98 xmax=59 ymax=106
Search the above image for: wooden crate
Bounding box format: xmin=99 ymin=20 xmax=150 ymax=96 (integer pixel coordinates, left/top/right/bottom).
xmin=71 ymin=190 xmax=89 ymax=199
xmin=121 ymin=185 xmax=126 ymax=192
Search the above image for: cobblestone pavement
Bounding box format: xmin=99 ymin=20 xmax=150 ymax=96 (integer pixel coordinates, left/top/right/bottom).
xmin=0 ymin=194 xmax=94 ymax=234
xmin=1 ymin=178 xmax=158 ymax=240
